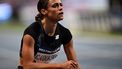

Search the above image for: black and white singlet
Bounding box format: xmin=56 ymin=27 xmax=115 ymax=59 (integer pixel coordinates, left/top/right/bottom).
xmin=19 ymin=22 xmax=72 ymax=63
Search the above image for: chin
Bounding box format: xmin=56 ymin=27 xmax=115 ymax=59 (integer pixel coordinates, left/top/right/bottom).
xmin=59 ymin=17 xmax=64 ymax=20
xmin=58 ymin=18 xmax=63 ymax=21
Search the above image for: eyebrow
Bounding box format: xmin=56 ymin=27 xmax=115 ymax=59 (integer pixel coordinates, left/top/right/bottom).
xmin=51 ymin=2 xmax=62 ymax=5
xmin=52 ymin=3 xmax=62 ymax=5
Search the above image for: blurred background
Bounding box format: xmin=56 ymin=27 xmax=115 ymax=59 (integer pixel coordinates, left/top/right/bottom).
xmin=0 ymin=0 xmax=122 ymax=69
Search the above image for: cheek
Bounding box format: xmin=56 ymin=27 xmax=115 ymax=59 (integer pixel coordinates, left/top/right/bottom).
xmin=47 ymin=9 xmax=58 ymax=16
xmin=48 ymin=8 xmax=58 ymax=15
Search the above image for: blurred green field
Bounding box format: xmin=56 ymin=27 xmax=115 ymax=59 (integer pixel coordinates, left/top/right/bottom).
xmin=0 ymin=21 xmax=122 ymax=40
xmin=0 ymin=21 xmax=26 ymax=32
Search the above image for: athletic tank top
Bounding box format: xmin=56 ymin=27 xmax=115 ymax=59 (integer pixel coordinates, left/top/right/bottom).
xmin=19 ymin=22 xmax=72 ymax=63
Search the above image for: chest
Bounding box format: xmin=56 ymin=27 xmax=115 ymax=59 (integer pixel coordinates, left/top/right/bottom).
xmin=35 ymin=34 xmax=62 ymax=54
xmin=34 ymin=34 xmax=62 ymax=63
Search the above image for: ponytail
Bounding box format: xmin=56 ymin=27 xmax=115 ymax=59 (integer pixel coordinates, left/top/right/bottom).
xmin=35 ymin=13 xmax=42 ymax=22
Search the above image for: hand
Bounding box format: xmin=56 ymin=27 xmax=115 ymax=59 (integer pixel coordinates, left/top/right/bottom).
xmin=61 ymin=60 xmax=79 ymax=69
xmin=70 ymin=60 xmax=79 ymax=69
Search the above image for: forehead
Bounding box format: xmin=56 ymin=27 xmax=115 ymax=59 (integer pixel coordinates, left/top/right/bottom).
xmin=48 ymin=0 xmax=62 ymax=4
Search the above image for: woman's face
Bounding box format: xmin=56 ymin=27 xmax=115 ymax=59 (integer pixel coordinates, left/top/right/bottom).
xmin=46 ymin=0 xmax=63 ymax=21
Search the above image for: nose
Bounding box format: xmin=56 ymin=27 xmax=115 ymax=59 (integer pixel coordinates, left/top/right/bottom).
xmin=59 ymin=6 xmax=63 ymax=11
xmin=59 ymin=5 xmax=63 ymax=11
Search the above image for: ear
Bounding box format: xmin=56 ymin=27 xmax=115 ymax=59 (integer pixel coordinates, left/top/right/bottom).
xmin=41 ymin=9 xmax=47 ymax=15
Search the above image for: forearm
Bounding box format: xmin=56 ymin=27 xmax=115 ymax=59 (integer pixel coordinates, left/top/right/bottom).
xmin=68 ymin=47 xmax=77 ymax=62
xmin=23 ymin=62 xmax=62 ymax=69
xmin=65 ymin=46 xmax=77 ymax=62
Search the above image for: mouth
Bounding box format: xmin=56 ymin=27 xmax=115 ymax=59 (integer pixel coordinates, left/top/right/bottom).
xmin=59 ymin=12 xmax=63 ymax=15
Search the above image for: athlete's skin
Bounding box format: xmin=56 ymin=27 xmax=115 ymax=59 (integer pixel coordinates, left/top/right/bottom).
xmin=19 ymin=0 xmax=80 ymax=69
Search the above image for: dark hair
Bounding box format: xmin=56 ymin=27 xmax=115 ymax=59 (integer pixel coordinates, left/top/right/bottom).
xmin=36 ymin=0 xmax=49 ymax=21
xmin=37 ymin=0 xmax=49 ymax=12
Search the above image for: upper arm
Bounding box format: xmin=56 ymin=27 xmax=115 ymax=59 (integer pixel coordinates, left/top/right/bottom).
xmin=63 ymin=39 xmax=77 ymax=61
xmin=21 ymin=34 xmax=35 ymax=65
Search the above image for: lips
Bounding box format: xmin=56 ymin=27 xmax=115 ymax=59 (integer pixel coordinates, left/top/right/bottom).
xmin=59 ymin=12 xmax=63 ymax=15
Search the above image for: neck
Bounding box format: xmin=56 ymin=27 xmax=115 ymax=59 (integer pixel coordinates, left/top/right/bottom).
xmin=41 ymin=18 xmax=58 ymax=36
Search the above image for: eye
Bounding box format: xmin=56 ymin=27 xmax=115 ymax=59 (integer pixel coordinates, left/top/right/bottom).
xmin=52 ymin=3 xmax=59 ymax=8
xmin=60 ymin=3 xmax=63 ymax=6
